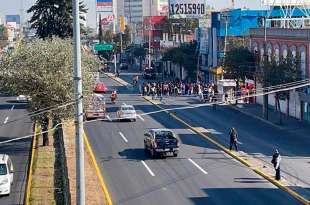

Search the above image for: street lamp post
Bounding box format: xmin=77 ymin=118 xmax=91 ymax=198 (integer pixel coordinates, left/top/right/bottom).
xmin=72 ymin=0 xmax=85 ymax=204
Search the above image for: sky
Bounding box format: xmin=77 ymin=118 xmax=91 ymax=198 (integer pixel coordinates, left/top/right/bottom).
xmin=0 ymin=0 xmax=262 ymax=28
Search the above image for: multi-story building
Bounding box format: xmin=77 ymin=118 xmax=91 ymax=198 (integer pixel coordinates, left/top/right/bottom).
xmin=124 ymin=0 xmax=143 ymax=24
xmin=249 ymin=28 xmax=310 ymax=123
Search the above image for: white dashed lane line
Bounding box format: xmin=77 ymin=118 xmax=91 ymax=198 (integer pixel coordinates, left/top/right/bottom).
xmin=137 ymin=114 xmax=144 ymax=121
xmin=10 ymin=105 xmax=15 ymax=111
xmin=119 ymin=131 xmax=128 ymax=143
xmin=141 ymin=160 xmax=155 ymax=176
xmin=188 ymin=158 xmax=208 ymax=175
xmin=3 ymin=116 xmax=9 ymax=124
xmin=106 ymin=115 xmax=112 ymax=121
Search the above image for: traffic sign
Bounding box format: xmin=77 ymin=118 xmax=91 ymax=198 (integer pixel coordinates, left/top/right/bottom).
xmin=94 ymin=44 xmax=113 ymax=51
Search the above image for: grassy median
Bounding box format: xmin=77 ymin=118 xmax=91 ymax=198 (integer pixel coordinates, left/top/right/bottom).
xmin=28 ymin=124 xmax=64 ymax=205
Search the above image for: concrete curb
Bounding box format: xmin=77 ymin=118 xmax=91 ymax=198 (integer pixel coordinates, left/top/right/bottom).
xmin=229 ymin=105 xmax=284 ymax=130
xmin=24 ymin=122 xmax=38 ymax=205
xmin=144 ymin=97 xmax=309 ymax=205
xmin=84 ymin=131 xmax=113 ymax=205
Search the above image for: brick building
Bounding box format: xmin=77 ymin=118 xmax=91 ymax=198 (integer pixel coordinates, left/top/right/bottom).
xmin=249 ymin=28 xmax=310 ymax=123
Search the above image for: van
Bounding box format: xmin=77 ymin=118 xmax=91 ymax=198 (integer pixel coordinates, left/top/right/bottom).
xmin=0 ymin=154 xmax=14 ymax=196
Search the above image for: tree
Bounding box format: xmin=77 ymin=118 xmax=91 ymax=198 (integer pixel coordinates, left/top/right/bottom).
xmin=260 ymin=52 xmax=300 ymax=124
xmin=224 ymin=47 xmax=256 ymax=84
xmin=27 ymin=0 xmax=87 ymax=39
xmin=103 ymin=29 xmax=113 ymax=43
xmin=0 ymin=25 xmax=8 ymax=48
xmin=162 ymin=42 xmax=198 ymax=81
xmin=133 ymin=47 xmax=146 ymax=71
xmin=0 ymin=38 xmax=98 ymax=145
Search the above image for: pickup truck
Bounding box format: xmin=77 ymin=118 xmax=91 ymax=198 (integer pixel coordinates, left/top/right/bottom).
xmin=144 ymin=129 xmax=179 ymax=158
xmin=84 ymin=94 xmax=106 ymax=121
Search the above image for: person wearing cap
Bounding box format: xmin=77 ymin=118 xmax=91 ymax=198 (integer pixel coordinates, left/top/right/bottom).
xmin=271 ymin=149 xmax=281 ymax=180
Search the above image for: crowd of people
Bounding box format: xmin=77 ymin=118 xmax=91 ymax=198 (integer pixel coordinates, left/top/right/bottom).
xmin=140 ymin=81 xmax=218 ymax=102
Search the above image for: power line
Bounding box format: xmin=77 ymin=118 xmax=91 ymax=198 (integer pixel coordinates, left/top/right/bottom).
xmin=1 ymin=79 xmax=309 ymax=145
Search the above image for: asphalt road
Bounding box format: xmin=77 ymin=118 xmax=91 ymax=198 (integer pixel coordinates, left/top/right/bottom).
xmin=84 ymin=75 xmax=303 ymax=205
xmin=0 ymin=95 xmax=33 ymax=205
xmin=120 ymin=68 xmax=310 ymax=199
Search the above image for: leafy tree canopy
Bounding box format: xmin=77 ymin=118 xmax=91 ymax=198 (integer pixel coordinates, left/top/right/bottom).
xmin=224 ymin=46 xmax=256 ymax=83
xmin=0 ymin=38 xmax=98 ymax=120
xmin=27 ymin=0 xmax=87 ymax=39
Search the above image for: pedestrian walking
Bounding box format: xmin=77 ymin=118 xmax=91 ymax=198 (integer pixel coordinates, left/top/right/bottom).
xmin=271 ymin=149 xmax=281 ymax=180
xmin=229 ymin=127 xmax=238 ymax=151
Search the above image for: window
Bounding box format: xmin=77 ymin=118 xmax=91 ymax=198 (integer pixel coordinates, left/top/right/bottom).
xmin=155 ymin=131 xmax=174 ymax=140
xmin=0 ymin=164 xmax=7 ymax=175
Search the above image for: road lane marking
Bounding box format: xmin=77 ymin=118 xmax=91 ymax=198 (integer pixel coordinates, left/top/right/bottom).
xmin=119 ymin=132 xmax=128 ymax=143
xmin=3 ymin=116 xmax=9 ymax=124
xmin=137 ymin=114 xmax=144 ymax=121
xmin=141 ymin=161 xmax=155 ymax=176
xmin=10 ymin=105 xmax=15 ymax=111
xmin=188 ymin=158 xmax=208 ymax=175
xmin=106 ymin=115 xmax=112 ymax=121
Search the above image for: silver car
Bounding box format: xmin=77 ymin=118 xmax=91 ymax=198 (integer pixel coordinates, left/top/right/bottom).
xmin=117 ymin=105 xmax=137 ymax=121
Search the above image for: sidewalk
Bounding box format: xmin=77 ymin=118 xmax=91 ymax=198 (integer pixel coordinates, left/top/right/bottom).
xmin=230 ymin=103 xmax=310 ymax=134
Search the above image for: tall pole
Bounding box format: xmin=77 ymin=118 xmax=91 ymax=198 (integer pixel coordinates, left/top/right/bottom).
xmin=263 ymin=16 xmax=268 ymax=120
xmin=148 ymin=0 xmax=152 ymax=70
xmin=72 ymin=0 xmax=85 ymax=204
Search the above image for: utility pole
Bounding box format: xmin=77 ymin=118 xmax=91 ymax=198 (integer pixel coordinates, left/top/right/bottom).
xmin=262 ymin=16 xmax=269 ymax=120
xmin=148 ymin=0 xmax=152 ymax=70
xmin=72 ymin=0 xmax=85 ymax=204
xmin=113 ymin=0 xmax=118 ymax=75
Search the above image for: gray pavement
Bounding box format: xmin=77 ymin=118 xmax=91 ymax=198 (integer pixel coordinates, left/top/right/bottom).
xmin=117 ymin=68 xmax=310 ymax=200
xmin=84 ymin=74 xmax=304 ymax=205
xmin=0 ymin=95 xmax=33 ymax=205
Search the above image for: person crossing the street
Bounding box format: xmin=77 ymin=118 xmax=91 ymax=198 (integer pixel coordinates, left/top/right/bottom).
xmin=229 ymin=127 xmax=238 ymax=151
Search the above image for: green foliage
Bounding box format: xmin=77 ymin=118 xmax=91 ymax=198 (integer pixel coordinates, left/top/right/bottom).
xmin=162 ymin=42 xmax=198 ymax=80
xmin=0 ymin=25 xmax=8 ymax=48
xmin=0 ymin=38 xmax=98 ymax=120
xmin=224 ymin=47 xmax=256 ymax=82
xmin=27 ymin=0 xmax=87 ymax=39
xmin=261 ymin=52 xmax=300 ymax=100
xmin=133 ymin=47 xmax=146 ymax=59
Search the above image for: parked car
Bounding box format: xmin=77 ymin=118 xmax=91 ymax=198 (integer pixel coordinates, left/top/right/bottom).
xmin=84 ymin=94 xmax=106 ymax=121
xmin=144 ymin=129 xmax=179 ymax=158
xmin=94 ymin=82 xmax=108 ymax=93
xmin=0 ymin=154 xmax=14 ymax=196
xmin=117 ymin=104 xmax=137 ymax=121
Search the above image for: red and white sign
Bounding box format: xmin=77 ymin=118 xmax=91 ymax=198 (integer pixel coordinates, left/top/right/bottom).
xmin=100 ymin=15 xmax=114 ymax=26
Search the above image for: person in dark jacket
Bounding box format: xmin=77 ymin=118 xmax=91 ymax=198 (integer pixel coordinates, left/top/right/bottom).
xmin=229 ymin=127 xmax=238 ymax=151
xmin=271 ymin=149 xmax=281 ymax=180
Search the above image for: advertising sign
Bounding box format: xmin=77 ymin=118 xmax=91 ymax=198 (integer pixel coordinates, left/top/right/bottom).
xmin=96 ymin=0 xmax=113 ymax=12
xmin=169 ymin=0 xmax=206 ymax=18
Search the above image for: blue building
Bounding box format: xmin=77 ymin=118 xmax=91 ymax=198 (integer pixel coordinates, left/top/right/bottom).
xmin=218 ymin=9 xmax=267 ymax=37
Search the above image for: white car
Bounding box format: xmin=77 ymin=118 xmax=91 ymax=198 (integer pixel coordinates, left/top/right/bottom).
xmin=16 ymin=95 xmax=29 ymax=103
xmin=117 ymin=105 xmax=137 ymax=121
xmin=0 ymin=154 xmax=14 ymax=196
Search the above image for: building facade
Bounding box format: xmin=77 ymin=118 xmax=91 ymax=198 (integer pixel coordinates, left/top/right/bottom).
xmin=249 ymin=28 xmax=310 ymax=123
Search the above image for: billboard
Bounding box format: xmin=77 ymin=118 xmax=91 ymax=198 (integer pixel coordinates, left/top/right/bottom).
xmin=5 ymin=15 xmax=20 ymax=24
xmin=96 ymin=0 xmax=113 ymax=12
xmin=262 ymin=0 xmax=310 ymax=6
xmin=169 ymin=0 xmax=206 ymax=18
